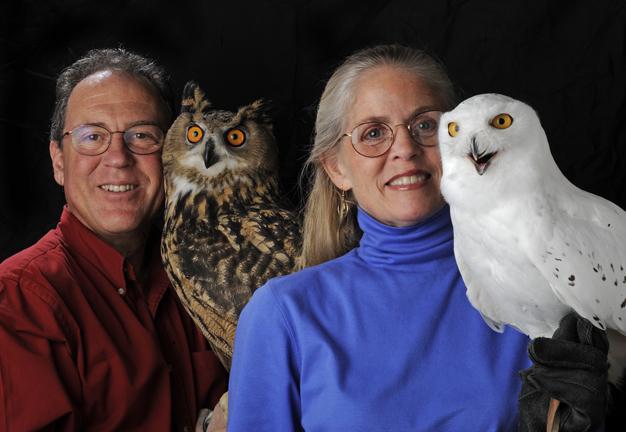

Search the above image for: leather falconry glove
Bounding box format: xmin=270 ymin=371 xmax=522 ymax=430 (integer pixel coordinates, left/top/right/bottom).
xmin=518 ymin=311 xmax=609 ymax=432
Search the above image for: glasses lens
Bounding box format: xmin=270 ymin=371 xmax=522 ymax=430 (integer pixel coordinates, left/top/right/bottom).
xmin=352 ymin=122 xmax=393 ymax=157
xmin=71 ymin=125 xmax=110 ymax=155
xmin=409 ymin=111 xmax=441 ymax=146
xmin=124 ymin=125 xmax=164 ymax=154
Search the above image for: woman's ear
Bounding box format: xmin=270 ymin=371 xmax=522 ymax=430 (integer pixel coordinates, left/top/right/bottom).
xmin=321 ymin=152 xmax=352 ymax=191
xmin=50 ymin=141 xmax=65 ymax=186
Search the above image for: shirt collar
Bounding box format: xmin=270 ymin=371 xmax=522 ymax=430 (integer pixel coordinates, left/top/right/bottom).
xmin=355 ymin=204 xmax=455 ymax=268
xmin=59 ymin=207 xmax=127 ymax=288
xmin=58 ymin=207 xmax=169 ymax=311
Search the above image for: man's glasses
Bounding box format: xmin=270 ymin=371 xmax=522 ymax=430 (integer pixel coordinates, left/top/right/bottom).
xmin=339 ymin=109 xmax=442 ymax=158
xmin=62 ymin=124 xmax=165 ymax=156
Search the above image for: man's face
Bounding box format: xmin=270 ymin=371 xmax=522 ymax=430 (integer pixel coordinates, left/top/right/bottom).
xmin=50 ymin=70 xmax=168 ymax=251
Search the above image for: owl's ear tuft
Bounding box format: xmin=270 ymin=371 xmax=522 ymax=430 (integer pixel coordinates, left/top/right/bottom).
xmin=240 ymin=99 xmax=274 ymax=126
xmin=181 ymin=81 xmax=212 ymax=115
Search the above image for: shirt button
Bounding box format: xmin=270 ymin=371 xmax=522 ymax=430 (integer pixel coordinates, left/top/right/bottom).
xmin=118 ymin=287 xmax=126 ymax=295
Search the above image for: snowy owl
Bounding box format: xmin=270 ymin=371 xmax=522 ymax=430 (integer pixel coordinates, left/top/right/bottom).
xmin=438 ymin=93 xmax=626 ymax=384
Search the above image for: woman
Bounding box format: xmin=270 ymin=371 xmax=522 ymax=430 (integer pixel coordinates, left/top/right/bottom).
xmin=227 ymin=44 xmax=539 ymax=431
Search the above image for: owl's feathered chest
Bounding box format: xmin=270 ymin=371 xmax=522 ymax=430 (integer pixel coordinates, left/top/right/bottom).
xmin=161 ymin=169 xmax=299 ymax=311
xmin=164 ymin=168 xmax=278 ymax=217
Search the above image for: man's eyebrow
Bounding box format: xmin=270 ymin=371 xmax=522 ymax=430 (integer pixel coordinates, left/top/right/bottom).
xmin=79 ymin=120 xmax=162 ymax=129
xmin=126 ymin=120 xmax=162 ymax=128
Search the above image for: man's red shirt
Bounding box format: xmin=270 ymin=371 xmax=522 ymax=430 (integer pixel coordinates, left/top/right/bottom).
xmin=0 ymin=208 xmax=228 ymax=431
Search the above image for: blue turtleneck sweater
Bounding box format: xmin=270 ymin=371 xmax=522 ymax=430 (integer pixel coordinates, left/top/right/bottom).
xmin=228 ymin=206 xmax=531 ymax=431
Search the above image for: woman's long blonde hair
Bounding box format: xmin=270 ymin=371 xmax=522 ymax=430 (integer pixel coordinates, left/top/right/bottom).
xmin=297 ymin=44 xmax=457 ymax=269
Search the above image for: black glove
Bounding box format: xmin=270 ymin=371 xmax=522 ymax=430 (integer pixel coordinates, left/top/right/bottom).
xmin=518 ymin=311 xmax=609 ymax=432
xmin=605 ymin=382 xmax=626 ymax=431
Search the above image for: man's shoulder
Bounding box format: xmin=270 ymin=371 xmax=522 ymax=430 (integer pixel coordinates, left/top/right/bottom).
xmin=0 ymin=228 xmax=79 ymax=345
xmin=1 ymin=228 xmax=67 ymax=282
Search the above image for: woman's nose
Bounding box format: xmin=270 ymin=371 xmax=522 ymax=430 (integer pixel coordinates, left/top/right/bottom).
xmin=390 ymin=125 xmax=423 ymax=159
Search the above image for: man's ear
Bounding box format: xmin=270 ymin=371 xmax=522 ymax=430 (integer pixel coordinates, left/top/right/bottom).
xmin=320 ymin=152 xmax=352 ymax=191
xmin=49 ymin=141 xmax=65 ymax=186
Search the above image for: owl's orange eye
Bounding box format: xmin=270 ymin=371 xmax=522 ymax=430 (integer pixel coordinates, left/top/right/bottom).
xmin=225 ymin=128 xmax=246 ymax=146
xmin=186 ymin=125 xmax=204 ymax=144
xmin=490 ymin=113 xmax=513 ymax=129
xmin=447 ymin=122 xmax=459 ymax=137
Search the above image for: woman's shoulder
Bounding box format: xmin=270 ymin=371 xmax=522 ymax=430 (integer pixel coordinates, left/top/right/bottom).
xmin=248 ymin=250 xmax=359 ymax=312
xmin=268 ymin=250 xmax=358 ymax=290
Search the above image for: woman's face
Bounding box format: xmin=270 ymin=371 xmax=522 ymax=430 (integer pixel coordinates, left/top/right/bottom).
xmin=323 ymin=66 xmax=445 ymax=227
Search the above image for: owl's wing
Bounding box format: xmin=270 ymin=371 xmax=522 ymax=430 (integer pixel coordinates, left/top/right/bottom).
xmin=451 ymin=201 xmax=569 ymax=338
xmin=525 ymin=188 xmax=626 ymax=334
xmin=161 ymin=216 xmax=240 ymax=369
xmin=451 ymin=206 xmax=563 ymax=338
xmin=217 ymin=203 xmax=300 ymax=269
xmin=451 ymin=223 xmax=505 ymax=333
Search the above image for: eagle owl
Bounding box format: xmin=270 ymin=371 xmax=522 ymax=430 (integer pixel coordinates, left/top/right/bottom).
xmin=161 ymin=81 xmax=300 ymax=369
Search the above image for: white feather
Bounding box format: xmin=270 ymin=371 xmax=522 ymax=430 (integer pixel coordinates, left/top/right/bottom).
xmin=170 ymin=175 xmax=201 ymax=203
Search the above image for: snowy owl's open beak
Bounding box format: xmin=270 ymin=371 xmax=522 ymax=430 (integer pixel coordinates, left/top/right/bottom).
xmin=468 ymin=140 xmax=497 ymax=176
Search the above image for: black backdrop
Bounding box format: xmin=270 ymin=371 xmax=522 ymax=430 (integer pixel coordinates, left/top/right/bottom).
xmin=1 ymin=0 xmax=625 ymax=261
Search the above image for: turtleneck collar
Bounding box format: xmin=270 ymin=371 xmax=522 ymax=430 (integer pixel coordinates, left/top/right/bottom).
xmin=355 ymin=204 xmax=455 ymax=268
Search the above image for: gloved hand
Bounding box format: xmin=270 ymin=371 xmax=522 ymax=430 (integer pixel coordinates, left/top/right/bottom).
xmin=518 ymin=311 xmax=609 ymax=432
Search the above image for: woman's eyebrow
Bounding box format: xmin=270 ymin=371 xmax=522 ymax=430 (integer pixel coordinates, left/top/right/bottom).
xmin=352 ymin=105 xmax=440 ymax=126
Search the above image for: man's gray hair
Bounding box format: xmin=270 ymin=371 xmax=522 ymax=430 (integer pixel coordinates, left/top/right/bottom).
xmin=50 ymin=47 xmax=174 ymax=142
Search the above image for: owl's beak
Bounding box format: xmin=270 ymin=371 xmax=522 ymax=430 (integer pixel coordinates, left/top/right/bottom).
xmin=468 ymin=138 xmax=497 ymax=176
xmin=203 ymin=138 xmax=219 ymax=169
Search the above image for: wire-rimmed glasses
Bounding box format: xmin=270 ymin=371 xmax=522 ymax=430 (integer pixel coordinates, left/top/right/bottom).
xmin=62 ymin=123 xmax=165 ymax=156
xmin=339 ymin=109 xmax=442 ymax=158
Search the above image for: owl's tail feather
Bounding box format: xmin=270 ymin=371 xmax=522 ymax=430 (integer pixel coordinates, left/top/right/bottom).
xmin=169 ymin=273 xmax=237 ymax=370
xmin=189 ymin=301 xmax=237 ymax=371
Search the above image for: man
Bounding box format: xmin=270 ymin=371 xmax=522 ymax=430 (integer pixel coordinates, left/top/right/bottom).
xmin=0 ymin=48 xmax=227 ymax=431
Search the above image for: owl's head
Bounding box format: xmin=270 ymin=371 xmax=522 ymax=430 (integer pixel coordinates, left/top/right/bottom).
xmin=439 ymin=93 xmax=550 ymax=175
xmin=439 ymin=93 xmax=556 ymax=206
xmin=163 ymin=81 xmax=278 ymax=191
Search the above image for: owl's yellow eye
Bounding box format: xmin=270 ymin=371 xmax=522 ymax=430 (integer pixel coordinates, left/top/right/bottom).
xmin=225 ymin=128 xmax=246 ymax=146
xmin=447 ymin=122 xmax=459 ymax=137
xmin=490 ymin=113 xmax=513 ymax=129
xmin=186 ymin=125 xmax=204 ymax=144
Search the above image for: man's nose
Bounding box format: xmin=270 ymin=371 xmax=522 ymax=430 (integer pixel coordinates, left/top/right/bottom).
xmin=102 ymin=132 xmax=134 ymax=166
